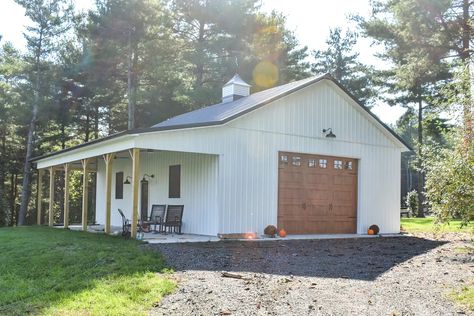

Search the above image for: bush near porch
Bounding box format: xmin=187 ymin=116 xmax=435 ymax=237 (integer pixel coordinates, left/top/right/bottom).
xmin=0 ymin=227 xmax=175 ymax=315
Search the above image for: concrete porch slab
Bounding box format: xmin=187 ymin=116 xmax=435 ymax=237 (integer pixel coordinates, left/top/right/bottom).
xmin=144 ymin=233 xmax=220 ymax=244
xmin=54 ymin=225 xmax=403 ymax=243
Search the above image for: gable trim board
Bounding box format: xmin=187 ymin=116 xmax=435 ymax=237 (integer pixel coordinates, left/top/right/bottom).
xmin=31 ymin=74 xmax=410 ymax=164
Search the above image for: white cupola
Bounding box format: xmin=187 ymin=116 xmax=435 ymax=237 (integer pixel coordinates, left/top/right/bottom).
xmin=222 ymin=74 xmax=251 ymax=103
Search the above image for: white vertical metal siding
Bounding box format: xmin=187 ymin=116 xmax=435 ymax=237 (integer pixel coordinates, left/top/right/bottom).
xmin=134 ymin=81 xmax=404 ymax=235
xmin=95 ymin=151 xmax=219 ymax=235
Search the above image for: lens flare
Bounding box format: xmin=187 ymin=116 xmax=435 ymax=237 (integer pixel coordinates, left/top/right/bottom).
xmin=253 ymin=61 xmax=279 ymax=89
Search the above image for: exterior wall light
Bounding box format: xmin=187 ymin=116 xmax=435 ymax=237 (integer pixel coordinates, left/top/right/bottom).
xmin=322 ymin=128 xmax=336 ymax=138
xmin=141 ymin=174 xmax=155 ymax=182
xmin=124 ymin=176 xmax=132 ymax=184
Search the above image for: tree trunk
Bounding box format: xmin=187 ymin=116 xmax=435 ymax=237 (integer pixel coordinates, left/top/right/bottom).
xmin=0 ymin=132 xmax=6 ymax=225
xmin=85 ymin=102 xmax=90 ymax=143
xmin=11 ymin=173 xmax=18 ymax=225
xmin=416 ymin=97 xmax=424 ymax=217
xmin=18 ymin=29 xmax=43 ymax=225
xmin=461 ymin=0 xmax=473 ymax=145
xmin=195 ymin=19 xmax=205 ymax=87
xmin=127 ymin=25 xmax=135 ymax=130
xmin=94 ymin=103 xmax=99 ymax=140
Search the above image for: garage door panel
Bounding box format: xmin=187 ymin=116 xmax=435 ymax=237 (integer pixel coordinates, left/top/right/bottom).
xmin=279 ymin=182 xmax=328 ymax=191
xmin=279 ymin=205 xmax=331 ymax=217
xmin=333 ymin=175 xmax=355 ymax=185
xmin=278 ymin=151 xmax=358 ymax=234
xmin=279 ymin=218 xmax=356 ymax=234
xmin=332 ymin=190 xmax=354 ymax=201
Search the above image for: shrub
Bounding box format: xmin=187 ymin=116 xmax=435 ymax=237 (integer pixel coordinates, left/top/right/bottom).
xmin=406 ymin=190 xmax=418 ymax=217
xmin=423 ymin=133 xmax=474 ymax=225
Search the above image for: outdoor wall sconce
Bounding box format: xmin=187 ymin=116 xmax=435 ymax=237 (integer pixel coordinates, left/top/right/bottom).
xmin=141 ymin=174 xmax=155 ymax=182
xmin=322 ymin=128 xmax=336 ymax=138
xmin=124 ymin=174 xmax=154 ymax=184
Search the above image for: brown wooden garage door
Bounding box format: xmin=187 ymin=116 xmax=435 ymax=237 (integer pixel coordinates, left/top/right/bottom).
xmin=278 ymin=151 xmax=358 ymax=234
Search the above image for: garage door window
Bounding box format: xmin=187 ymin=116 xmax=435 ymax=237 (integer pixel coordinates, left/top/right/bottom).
xmin=319 ymin=159 xmax=327 ymax=168
xmin=345 ymin=161 xmax=353 ymax=170
xmin=292 ymin=156 xmax=301 ymax=166
xmin=280 ymin=155 xmax=288 ymax=164
xmin=308 ymin=159 xmax=316 ymax=167
xmin=334 ymin=160 xmax=343 ymax=169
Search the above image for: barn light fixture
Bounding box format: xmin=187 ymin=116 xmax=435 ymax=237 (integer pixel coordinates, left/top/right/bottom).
xmin=141 ymin=174 xmax=155 ymax=182
xmin=322 ymin=128 xmax=336 ymax=138
xmin=124 ymin=176 xmax=132 ymax=185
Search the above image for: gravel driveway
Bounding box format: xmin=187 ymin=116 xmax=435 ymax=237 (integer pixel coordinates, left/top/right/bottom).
xmin=149 ymin=234 xmax=473 ymax=315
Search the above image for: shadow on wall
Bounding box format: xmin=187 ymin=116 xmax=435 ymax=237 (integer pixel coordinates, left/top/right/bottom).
xmin=149 ymin=237 xmax=446 ymax=281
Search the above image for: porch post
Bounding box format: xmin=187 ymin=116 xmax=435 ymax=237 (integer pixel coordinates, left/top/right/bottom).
xmin=81 ymin=159 xmax=89 ymax=231
xmin=130 ymin=148 xmax=140 ymax=238
xmin=36 ymin=169 xmax=44 ymax=225
xmin=48 ymin=167 xmax=54 ymax=226
xmin=103 ymin=153 xmax=114 ymax=234
xmin=63 ymin=163 xmax=70 ymax=229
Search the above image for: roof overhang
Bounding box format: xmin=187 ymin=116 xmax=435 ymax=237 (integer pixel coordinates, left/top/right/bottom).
xmin=32 ymin=133 xmax=138 ymax=169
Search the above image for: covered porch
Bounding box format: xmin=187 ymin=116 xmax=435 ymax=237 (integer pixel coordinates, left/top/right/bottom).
xmin=34 ymin=141 xmax=219 ymax=238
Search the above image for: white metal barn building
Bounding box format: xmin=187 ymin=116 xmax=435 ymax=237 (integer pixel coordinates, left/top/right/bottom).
xmin=32 ymin=74 xmax=411 ymax=237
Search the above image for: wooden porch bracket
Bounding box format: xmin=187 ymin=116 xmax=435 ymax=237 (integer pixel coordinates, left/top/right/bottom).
xmin=81 ymin=159 xmax=89 ymax=231
xmin=130 ymin=148 xmax=140 ymax=238
xmin=103 ymin=153 xmax=114 ymax=234
xmin=63 ymin=163 xmax=70 ymax=229
xmin=37 ymin=169 xmax=44 ymax=225
xmin=48 ymin=167 xmax=54 ymax=226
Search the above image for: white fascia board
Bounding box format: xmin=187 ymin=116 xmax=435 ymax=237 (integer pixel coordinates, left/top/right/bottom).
xmin=36 ymin=135 xmax=138 ymax=169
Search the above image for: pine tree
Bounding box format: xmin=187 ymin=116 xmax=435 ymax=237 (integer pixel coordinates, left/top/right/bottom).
xmin=311 ymin=28 xmax=375 ymax=105
xmin=358 ymin=0 xmax=452 ymax=217
xmin=15 ymin=0 xmax=73 ymax=225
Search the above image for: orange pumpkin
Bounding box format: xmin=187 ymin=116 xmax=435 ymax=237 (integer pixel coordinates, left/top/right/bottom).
xmin=279 ymin=229 xmax=287 ymax=238
xmin=368 ymin=229 xmax=375 ymax=235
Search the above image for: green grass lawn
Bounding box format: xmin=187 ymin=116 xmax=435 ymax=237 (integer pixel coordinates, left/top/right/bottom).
xmin=0 ymin=227 xmax=175 ymax=316
xmin=451 ymin=284 xmax=474 ymax=311
xmin=400 ymin=217 xmax=474 ymax=233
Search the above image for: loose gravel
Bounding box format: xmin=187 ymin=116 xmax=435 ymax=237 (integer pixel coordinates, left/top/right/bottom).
xmin=149 ymin=233 xmax=473 ymax=316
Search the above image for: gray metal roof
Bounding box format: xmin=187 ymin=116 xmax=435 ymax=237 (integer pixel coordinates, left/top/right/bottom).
xmin=31 ymin=74 xmax=411 ymax=162
xmin=153 ymin=75 xmax=319 ymax=129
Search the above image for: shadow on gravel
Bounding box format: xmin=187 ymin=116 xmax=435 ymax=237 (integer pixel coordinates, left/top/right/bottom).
xmin=149 ymin=237 xmax=446 ymax=281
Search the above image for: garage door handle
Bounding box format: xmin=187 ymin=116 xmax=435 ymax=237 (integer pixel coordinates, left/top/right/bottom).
xmin=301 ymin=203 xmax=307 ymax=209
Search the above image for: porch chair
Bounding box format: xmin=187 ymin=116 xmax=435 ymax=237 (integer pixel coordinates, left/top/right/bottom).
xmin=142 ymin=204 xmax=166 ymax=233
xmin=117 ymin=208 xmax=131 ymax=237
xmin=117 ymin=209 xmax=143 ymax=238
xmin=163 ymin=205 xmax=184 ymax=235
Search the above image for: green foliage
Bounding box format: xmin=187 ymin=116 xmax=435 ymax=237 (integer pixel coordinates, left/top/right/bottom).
xmin=0 ymin=42 xmax=28 ymax=226
xmin=311 ymin=28 xmax=375 ymax=105
xmin=357 ymin=0 xmax=452 ymax=106
xmin=423 ymin=132 xmax=474 ymax=225
xmin=0 ymin=227 xmax=174 ymax=315
xmin=406 ymin=190 xmax=418 ymax=216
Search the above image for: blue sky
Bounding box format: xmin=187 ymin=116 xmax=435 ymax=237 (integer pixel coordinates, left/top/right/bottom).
xmin=0 ymin=0 xmax=406 ymax=125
